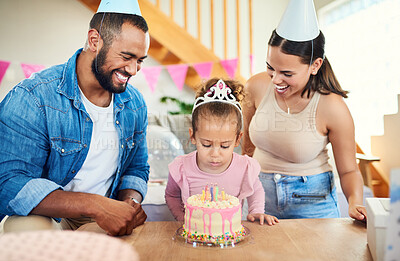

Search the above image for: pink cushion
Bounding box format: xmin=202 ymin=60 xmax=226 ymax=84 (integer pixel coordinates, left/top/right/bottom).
xmin=0 ymin=230 xmax=139 ymax=261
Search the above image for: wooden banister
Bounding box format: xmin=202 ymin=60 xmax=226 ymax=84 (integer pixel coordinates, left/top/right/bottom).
xmin=210 ymin=0 xmax=214 ymax=52
xmin=224 ymin=0 xmax=228 ymax=59
xmin=197 ymin=0 xmax=201 ymax=41
xmin=356 ymin=153 xmax=380 ymax=189
xmin=170 ymin=0 xmax=174 ymax=19
xmin=249 ymin=0 xmax=253 ymax=74
xmin=356 ymin=144 xmax=389 ymax=197
xmin=236 ymin=0 xmax=240 ymax=75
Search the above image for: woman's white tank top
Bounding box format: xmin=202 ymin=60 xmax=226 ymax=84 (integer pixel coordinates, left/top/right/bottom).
xmin=249 ymin=84 xmax=332 ymax=176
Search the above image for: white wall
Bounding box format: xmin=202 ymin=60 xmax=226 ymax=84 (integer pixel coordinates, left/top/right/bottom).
xmin=0 ymin=0 xmax=92 ymax=99
xmin=251 ymin=0 xmax=289 ymax=74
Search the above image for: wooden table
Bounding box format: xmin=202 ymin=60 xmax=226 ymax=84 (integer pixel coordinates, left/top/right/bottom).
xmin=79 ymin=218 xmax=372 ymax=261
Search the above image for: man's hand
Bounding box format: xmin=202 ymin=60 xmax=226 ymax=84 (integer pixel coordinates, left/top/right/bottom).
xmin=123 ymin=197 xmax=147 ymax=230
xmin=94 ymin=197 xmax=146 ymax=236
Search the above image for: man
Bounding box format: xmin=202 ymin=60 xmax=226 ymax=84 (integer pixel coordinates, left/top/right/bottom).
xmin=0 ymin=0 xmax=150 ymax=236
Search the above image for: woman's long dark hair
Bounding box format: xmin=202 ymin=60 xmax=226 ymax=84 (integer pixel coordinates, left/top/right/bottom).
xmin=268 ymin=29 xmax=348 ymax=98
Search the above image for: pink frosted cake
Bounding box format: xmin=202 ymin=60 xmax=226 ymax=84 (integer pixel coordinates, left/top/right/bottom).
xmin=182 ymin=186 xmax=246 ymax=244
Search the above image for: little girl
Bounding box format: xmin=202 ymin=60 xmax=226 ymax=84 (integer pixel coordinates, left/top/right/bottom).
xmin=165 ymin=78 xmax=278 ymax=226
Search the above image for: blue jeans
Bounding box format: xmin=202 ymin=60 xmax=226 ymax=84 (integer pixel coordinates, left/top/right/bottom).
xmin=259 ymin=171 xmax=340 ymax=219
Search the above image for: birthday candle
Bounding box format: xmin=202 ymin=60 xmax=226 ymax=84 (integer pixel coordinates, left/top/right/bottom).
xmin=222 ymin=190 xmax=226 ymax=200
xmin=201 ymin=190 xmax=205 ymax=202
xmin=215 ymin=186 xmax=219 ymax=201
xmin=210 ymin=186 xmax=214 ymax=201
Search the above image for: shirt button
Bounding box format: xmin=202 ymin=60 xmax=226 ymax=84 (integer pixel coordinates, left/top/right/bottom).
xmin=83 ymin=144 xmax=87 ymax=148
xmin=86 ymin=117 xmax=90 ymax=122
xmin=61 ymin=149 xmax=65 ymax=153
xmin=132 ymin=142 xmax=135 ymax=146
xmin=71 ymin=170 xmax=76 ymax=174
xmin=116 ymin=120 xmax=120 ymax=125
xmin=121 ymin=145 xmax=124 ymax=149
xmin=274 ymin=174 xmax=282 ymax=181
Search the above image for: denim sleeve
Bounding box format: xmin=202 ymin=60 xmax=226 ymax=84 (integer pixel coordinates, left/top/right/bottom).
xmin=0 ymin=87 xmax=62 ymax=216
xmin=118 ymin=104 xmax=150 ymax=200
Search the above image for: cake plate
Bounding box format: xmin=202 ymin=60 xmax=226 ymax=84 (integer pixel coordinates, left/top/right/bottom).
xmin=172 ymin=226 xmax=252 ymax=249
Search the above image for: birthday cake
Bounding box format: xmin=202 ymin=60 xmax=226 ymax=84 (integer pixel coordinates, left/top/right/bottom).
xmin=182 ymin=186 xmax=246 ymax=245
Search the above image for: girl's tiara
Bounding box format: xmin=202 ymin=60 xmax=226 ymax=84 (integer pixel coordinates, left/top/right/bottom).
xmin=192 ymin=79 xmax=243 ymax=117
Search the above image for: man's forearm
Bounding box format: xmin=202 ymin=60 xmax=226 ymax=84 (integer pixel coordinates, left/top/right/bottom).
xmin=30 ymin=189 xmax=103 ymax=219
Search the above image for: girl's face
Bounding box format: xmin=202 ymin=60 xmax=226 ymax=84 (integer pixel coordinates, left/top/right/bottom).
xmin=189 ymin=114 xmax=242 ymax=174
xmin=266 ymin=46 xmax=320 ymax=97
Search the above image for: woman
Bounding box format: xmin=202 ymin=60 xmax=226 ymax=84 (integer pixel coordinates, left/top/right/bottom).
xmin=242 ymin=28 xmax=366 ymax=221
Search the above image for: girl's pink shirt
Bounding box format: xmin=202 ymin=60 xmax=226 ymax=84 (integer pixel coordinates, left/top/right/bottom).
xmin=165 ymin=151 xmax=264 ymax=221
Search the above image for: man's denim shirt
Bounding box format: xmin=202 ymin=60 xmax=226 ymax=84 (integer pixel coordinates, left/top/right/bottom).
xmin=0 ymin=49 xmax=149 ymax=221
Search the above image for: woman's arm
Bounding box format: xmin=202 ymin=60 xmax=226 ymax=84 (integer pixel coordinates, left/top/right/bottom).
xmin=319 ymin=94 xmax=366 ymax=221
xmin=242 ymin=72 xmax=270 ymax=156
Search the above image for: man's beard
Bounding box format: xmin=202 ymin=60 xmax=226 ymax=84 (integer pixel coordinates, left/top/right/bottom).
xmin=91 ymin=47 xmax=130 ymax=94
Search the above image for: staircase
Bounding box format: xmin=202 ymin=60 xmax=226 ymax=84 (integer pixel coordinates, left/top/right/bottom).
xmin=369 ymin=94 xmax=400 ymax=197
xmin=78 ymin=0 xmax=247 ymax=89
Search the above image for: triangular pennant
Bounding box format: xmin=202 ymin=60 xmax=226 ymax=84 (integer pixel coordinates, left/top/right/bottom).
xmin=166 ymin=64 xmax=189 ymax=91
xmin=249 ymin=54 xmax=255 ymax=75
xmin=21 ymin=63 xmax=45 ymax=78
xmin=140 ymin=66 xmax=162 ymax=92
xmin=220 ymin=58 xmax=238 ymax=79
xmin=192 ymin=62 xmax=213 ymax=79
xmin=0 ymin=60 xmax=11 ymax=86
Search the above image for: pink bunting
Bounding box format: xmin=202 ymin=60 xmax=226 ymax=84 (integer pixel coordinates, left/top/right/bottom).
xmin=166 ymin=64 xmax=189 ymax=91
xmin=0 ymin=60 xmax=11 ymax=86
xmin=192 ymin=62 xmax=213 ymax=79
xmin=249 ymin=54 xmax=255 ymax=75
xmin=21 ymin=63 xmax=45 ymax=78
xmin=220 ymin=58 xmax=238 ymax=79
xmin=140 ymin=66 xmax=162 ymax=92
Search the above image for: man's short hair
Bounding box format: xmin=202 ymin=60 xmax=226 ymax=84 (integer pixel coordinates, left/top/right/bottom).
xmin=89 ymin=13 xmax=148 ymax=48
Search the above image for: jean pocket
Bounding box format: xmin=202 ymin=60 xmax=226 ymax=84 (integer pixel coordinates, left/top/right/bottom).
xmin=50 ymin=137 xmax=83 ymax=155
xmin=125 ymin=130 xmax=145 ymax=149
xmin=292 ymin=192 xmax=327 ymax=200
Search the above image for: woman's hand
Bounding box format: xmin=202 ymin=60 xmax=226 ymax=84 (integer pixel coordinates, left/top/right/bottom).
xmin=349 ymin=204 xmax=367 ymax=221
xmin=247 ymin=213 xmax=279 ymax=225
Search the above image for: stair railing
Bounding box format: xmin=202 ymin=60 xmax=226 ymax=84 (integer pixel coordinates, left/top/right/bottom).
xmin=150 ymin=0 xmax=254 ymax=78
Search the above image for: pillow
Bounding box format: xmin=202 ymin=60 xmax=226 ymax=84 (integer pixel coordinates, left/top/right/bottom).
xmin=146 ymin=125 xmax=185 ymax=180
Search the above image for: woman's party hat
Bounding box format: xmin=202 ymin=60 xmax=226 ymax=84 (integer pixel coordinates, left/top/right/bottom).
xmin=276 ymin=0 xmax=319 ymax=42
